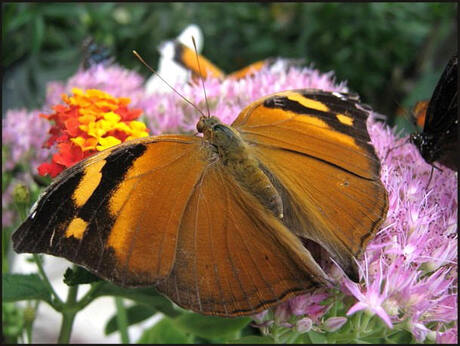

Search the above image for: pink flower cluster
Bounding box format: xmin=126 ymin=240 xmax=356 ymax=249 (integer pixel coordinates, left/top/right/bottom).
xmin=356 ymin=120 xmax=457 ymax=342
xmin=2 ymin=109 xmax=50 ymax=172
xmin=251 ymin=111 xmax=457 ymax=343
xmin=45 ymin=64 xmax=146 ymax=110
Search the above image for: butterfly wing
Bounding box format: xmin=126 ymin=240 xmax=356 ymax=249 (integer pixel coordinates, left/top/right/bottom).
xmin=169 ymin=41 xmax=225 ymax=80
xmin=418 ymin=55 xmax=458 ymax=170
xmin=155 ymin=164 xmax=330 ymax=316
xmin=232 ymin=90 xmax=388 ymax=280
xmin=423 ymin=55 xmax=458 ymax=135
xmin=227 ymin=60 xmax=270 ymax=80
xmin=227 ymin=58 xmax=305 ymax=80
xmin=12 ymin=135 xmax=207 ymax=287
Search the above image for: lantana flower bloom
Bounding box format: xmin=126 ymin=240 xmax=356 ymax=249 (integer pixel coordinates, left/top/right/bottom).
xmin=37 ymin=88 xmax=149 ymax=177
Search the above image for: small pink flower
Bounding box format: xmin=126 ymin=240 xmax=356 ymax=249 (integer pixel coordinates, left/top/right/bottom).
xmin=288 ymin=290 xmax=330 ymax=317
xmin=274 ymin=303 xmax=291 ymax=327
xmin=323 ymin=317 xmax=347 ymax=332
xmin=344 ymin=257 xmax=393 ymax=329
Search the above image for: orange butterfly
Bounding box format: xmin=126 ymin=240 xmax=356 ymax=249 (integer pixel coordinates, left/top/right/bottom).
xmin=161 ymin=40 xmax=301 ymax=81
xmin=12 ymin=89 xmax=388 ymax=316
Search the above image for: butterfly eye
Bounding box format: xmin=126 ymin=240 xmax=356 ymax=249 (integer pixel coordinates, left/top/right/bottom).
xmin=196 ymin=118 xmax=205 ymax=133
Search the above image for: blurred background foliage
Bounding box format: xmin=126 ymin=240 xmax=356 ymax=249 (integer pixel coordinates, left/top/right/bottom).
xmin=2 ymin=2 xmax=458 ymax=131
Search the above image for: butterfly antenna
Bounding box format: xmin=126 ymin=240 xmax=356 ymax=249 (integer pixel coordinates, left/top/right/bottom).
xmin=191 ymin=36 xmax=211 ymax=117
xmin=132 ymin=50 xmax=206 ymax=118
xmin=425 ymin=164 xmax=443 ymax=190
xmin=425 ymin=166 xmax=435 ymax=190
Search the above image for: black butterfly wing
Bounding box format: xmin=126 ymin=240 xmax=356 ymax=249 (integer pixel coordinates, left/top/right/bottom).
xmin=423 ymin=55 xmax=458 ymax=134
xmin=411 ymin=55 xmax=458 ymax=170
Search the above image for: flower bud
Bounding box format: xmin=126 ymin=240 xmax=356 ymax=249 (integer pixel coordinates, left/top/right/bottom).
xmin=323 ymin=316 xmax=347 ymax=332
xmin=13 ymin=183 xmax=29 ymax=205
xmin=296 ymin=317 xmax=313 ymax=333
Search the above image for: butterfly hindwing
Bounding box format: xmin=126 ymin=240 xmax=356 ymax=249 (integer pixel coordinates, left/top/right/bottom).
xmin=155 ymin=164 xmax=329 ymax=316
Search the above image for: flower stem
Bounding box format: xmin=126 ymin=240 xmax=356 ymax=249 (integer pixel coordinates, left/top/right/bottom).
xmin=360 ymin=311 xmax=372 ymax=334
xmin=114 ymin=297 xmax=130 ymax=343
xmin=25 ymin=319 xmax=33 ymax=343
xmin=57 ymin=284 xmax=79 ymax=343
xmin=352 ymin=311 xmax=362 ymax=341
xmin=33 ymin=254 xmax=63 ymax=306
xmin=76 ymin=281 xmax=103 ymax=310
xmin=285 ymin=330 xmax=301 ymax=343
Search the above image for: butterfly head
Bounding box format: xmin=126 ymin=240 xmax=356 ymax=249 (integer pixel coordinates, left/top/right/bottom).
xmin=410 ymin=132 xmax=437 ymax=163
xmin=196 ymin=115 xmax=245 ymax=156
xmin=196 ymin=115 xmax=221 ymax=138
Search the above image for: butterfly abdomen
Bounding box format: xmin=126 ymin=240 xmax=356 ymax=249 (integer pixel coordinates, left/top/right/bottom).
xmin=202 ymin=118 xmax=283 ymax=218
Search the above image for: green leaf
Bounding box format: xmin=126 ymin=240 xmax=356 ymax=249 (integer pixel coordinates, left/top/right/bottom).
xmin=137 ymin=316 xmax=190 ymax=344
xmin=31 ymin=16 xmax=45 ymax=55
xmin=2 ymin=302 xmax=25 ymax=344
xmin=383 ymin=329 xmax=414 ymax=344
xmin=228 ymin=335 xmax=275 ymax=344
xmin=4 ymin=8 xmax=33 ymax=33
xmin=172 ymin=313 xmax=251 ymax=340
xmin=2 ymin=273 xmax=52 ymax=303
xmin=40 ymin=4 xmax=85 ymax=18
xmin=104 ymin=304 xmax=157 ymax=335
xmin=93 ymin=282 xmax=180 ymax=318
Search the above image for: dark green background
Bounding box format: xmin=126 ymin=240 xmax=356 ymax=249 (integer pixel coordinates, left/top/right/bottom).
xmin=2 ymin=2 xmax=458 ymax=131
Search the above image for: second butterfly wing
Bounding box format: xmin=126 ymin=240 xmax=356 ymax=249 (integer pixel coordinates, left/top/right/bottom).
xmin=411 ymin=55 xmax=458 ymax=170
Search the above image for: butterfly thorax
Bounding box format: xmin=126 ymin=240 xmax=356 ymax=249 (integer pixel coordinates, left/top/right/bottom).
xmin=197 ymin=116 xmax=283 ymax=218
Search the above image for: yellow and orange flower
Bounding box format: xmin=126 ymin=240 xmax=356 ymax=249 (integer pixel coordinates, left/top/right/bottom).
xmin=38 ymin=88 xmax=149 ymax=178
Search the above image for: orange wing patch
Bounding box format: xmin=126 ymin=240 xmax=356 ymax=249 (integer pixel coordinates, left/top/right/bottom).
xmin=65 ymin=217 xmax=88 ymax=239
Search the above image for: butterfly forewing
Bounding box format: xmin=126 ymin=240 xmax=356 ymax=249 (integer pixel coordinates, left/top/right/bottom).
xmin=415 ymin=55 xmax=458 ymax=170
xmin=423 ymin=55 xmax=458 ymax=134
xmin=13 ymin=135 xmax=207 ymax=286
xmin=233 ymin=90 xmax=380 ymax=179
